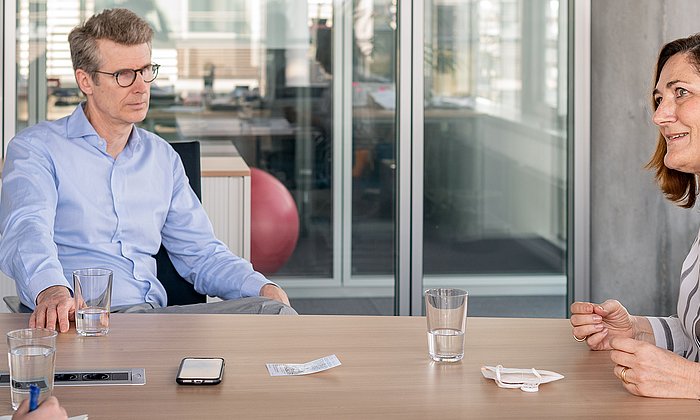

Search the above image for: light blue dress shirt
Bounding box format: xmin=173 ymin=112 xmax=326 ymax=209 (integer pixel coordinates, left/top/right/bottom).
xmin=0 ymin=104 xmax=271 ymax=309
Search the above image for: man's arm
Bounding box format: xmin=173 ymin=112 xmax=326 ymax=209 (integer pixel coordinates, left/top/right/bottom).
xmin=0 ymin=135 xmax=72 ymax=326
xmin=158 ymin=149 xmax=288 ymax=302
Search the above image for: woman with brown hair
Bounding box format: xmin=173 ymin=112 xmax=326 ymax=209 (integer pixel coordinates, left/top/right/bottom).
xmin=571 ymin=33 xmax=700 ymax=399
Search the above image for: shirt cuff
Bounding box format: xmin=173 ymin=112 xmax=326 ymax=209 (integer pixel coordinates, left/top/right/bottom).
xmin=21 ymin=269 xmax=72 ymax=309
xmin=647 ymin=316 xmax=689 ymax=355
xmin=239 ymin=271 xmax=276 ymax=298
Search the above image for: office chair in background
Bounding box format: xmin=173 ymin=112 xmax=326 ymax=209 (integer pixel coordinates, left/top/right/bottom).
xmin=3 ymin=140 xmax=206 ymax=312
xmin=156 ymin=140 xmax=207 ymax=305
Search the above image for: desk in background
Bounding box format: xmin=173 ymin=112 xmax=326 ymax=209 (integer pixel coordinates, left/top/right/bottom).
xmin=200 ymin=153 xmax=251 ymax=262
xmin=175 ymin=114 xmax=296 ymax=171
xmin=176 ymin=115 xmax=294 ymax=139
xmin=0 ymin=314 xmax=694 ymax=419
xmin=175 ymin=113 xmax=318 ymax=235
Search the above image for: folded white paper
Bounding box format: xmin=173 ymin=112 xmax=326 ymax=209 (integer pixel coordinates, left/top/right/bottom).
xmin=481 ymin=365 xmax=564 ymax=392
xmin=266 ymin=355 xmax=341 ymax=376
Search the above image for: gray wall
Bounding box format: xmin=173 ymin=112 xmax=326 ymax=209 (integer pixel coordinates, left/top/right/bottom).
xmin=591 ymin=0 xmax=700 ymax=316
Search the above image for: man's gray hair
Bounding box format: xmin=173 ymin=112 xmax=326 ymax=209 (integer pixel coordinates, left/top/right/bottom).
xmin=68 ymin=8 xmax=154 ymax=76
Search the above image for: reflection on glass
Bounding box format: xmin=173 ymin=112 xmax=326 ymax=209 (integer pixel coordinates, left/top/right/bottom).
xmin=12 ymin=0 xmax=573 ymax=316
xmin=351 ymin=0 xmax=396 ymax=278
xmin=423 ymin=0 xmax=567 ymax=318
xmin=16 ymin=0 xmax=397 ymax=315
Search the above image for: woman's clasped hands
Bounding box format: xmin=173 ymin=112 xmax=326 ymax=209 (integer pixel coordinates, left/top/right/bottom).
xmin=570 ymin=299 xmax=700 ymax=399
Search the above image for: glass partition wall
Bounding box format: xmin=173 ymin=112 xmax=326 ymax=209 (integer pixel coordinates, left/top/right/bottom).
xmin=422 ymin=0 xmax=568 ymax=317
xmin=5 ymin=0 xmax=572 ymax=317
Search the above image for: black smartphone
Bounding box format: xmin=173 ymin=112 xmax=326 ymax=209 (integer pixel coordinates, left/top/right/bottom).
xmin=176 ymin=357 xmax=225 ymax=385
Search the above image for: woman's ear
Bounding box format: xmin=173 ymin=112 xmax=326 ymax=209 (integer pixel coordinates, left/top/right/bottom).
xmin=75 ymin=68 xmax=93 ymax=96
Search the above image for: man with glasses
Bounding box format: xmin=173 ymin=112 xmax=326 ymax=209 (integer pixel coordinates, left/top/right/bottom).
xmin=94 ymin=64 xmax=160 ymax=88
xmin=0 ymin=8 xmax=295 ymax=332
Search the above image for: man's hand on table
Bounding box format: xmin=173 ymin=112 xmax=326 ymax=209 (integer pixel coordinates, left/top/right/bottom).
xmin=30 ymin=286 xmax=75 ymax=333
xmin=260 ymin=284 xmax=291 ymax=306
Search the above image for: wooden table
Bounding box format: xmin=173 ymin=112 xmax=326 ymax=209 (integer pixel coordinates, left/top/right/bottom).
xmin=0 ymin=314 xmax=696 ymax=419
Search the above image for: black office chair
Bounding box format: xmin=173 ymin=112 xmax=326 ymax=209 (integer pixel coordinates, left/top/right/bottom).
xmin=157 ymin=140 xmax=207 ymax=305
xmin=3 ymin=140 xmax=206 ymax=312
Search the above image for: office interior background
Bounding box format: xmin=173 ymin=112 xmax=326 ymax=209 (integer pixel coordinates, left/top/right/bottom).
xmin=0 ymin=0 xmax=695 ymax=318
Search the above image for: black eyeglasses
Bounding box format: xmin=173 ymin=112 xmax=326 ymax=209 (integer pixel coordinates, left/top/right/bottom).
xmin=94 ymin=63 xmax=160 ymax=88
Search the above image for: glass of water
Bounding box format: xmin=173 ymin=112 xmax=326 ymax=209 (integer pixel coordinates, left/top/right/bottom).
xmin=7 ymin=328 xmax=57 ymax=410
xmin=425 ymin=288 xmax=468 ymax=362
xmin=74 ymin=268 xmax=113 ymax=336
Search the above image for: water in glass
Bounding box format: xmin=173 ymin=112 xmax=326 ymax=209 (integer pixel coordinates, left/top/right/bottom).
xmin=76 ymin=307 xmax=110 ymax=336
xmin=428 ymin=328 xmax=465 ymax=362
xmin=8 ymin=345 xmax=55 ymax=410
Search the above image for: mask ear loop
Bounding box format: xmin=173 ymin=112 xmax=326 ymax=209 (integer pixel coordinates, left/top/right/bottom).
xmin=519 ymin=368 xmax=542 ymax=393
xmin=494 ymin=365 xmax=523 ymax=389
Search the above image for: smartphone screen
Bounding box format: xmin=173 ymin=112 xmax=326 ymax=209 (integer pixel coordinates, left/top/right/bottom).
xmin=176 ymin=358 xmax=225 ymax=385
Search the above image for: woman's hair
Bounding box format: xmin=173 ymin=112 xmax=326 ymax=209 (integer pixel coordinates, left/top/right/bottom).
xmin=647 ymin=34 xmax=700 ymax=208
xmin=68 ymin=8 xmax=154 ymax=77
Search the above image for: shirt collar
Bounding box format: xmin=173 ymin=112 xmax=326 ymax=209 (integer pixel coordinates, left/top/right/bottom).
xmin=66 ymin=103 xmax=99 ymax=139
xmin=65 ymin=102 xmax=143 ymax=150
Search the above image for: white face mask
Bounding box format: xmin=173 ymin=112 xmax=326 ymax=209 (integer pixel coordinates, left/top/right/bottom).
xmin=481 ymin=365 xmax=564 ymax=393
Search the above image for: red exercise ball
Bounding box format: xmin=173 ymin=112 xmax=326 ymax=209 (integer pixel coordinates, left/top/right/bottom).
xmin=250 ymin=168 xmax=299 ymax=275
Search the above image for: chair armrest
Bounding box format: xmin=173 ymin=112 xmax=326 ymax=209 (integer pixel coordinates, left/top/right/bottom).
xmin=3 ymin=296 xmax=33 ymax=313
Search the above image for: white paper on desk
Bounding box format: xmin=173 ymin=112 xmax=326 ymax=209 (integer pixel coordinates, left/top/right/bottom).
xmin=266 ymin=355 xmax=341 ymax=376
xmin=0 ymin=415 xmax=87 ymax=420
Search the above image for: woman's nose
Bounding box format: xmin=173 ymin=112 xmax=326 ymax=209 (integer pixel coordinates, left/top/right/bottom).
xmin=653 ymin=98 xmax=677 ymax=126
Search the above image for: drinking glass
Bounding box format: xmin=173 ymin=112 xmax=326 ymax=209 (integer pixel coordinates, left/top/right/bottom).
xmin=7 ymin=328 xmax=57 ymax=410
xmin=74 ymin=268 xmax=113 ymax=336
xmin=425 ymin=288 xmax=468 ymax=362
